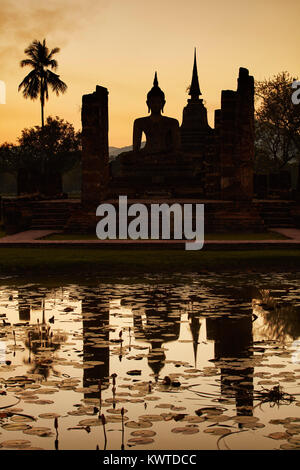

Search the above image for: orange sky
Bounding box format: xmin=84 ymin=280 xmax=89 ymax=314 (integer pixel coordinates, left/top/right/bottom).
xmin=0 ymin=0 xmax=299 ymax=148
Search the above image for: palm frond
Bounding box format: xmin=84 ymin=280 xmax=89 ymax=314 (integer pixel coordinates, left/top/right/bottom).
xmin=46 ymin=70 xmax=68 ymax=95
xmin=20 ymin=59 xmax=36 ymax=68
xmin=18 ymin=70 xmax=40 ymax=99
xmin=48 ymin=47 xmax=60 ymax=58
xmin=48 ymin=59 xmax=58 ymax=70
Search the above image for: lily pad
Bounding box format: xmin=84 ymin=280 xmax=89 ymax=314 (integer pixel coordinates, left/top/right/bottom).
xmin=23 ymin=427 xmax=54 ymax=437
xmin=38 ymin=413 xmax=61 ymax=419
xmin=127 ymin=370 xmax=142 ymax=376
xmin=1 ymin=439 xmax=31 ymax=448
xmin=267 ymin=432 xmax=289 ymax=440
xmin=139 ymin=414 xmax=164 ymax=422
xmin=125 ymin=421 xmax=153 ymax=429
xmin=127 ymin=437 xmax=154 ymax=445
xmin=130 ymin=430 xmax=156 ymax=437
xmin=204 ymin=428 xmax=231 ymax=435
xmin=1 ymin=423 xmax=32 ymax=431
xmin=78 ymin=419 xmax=101 ymax=427
xmin=171 ymin=426 xmax=199 ymax=434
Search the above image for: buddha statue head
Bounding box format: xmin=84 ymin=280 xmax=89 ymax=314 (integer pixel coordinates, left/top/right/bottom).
xmin=146 ymin=72 xmax=166 ymax=114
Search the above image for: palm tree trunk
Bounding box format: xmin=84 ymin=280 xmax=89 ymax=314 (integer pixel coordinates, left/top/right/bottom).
xmin=40 ymin=73 xmax=45 ymax=129
xmin=41 ymin=102 xmax=44 ymax=128
xmin=41 ymin=95 xmax=44 ymax=129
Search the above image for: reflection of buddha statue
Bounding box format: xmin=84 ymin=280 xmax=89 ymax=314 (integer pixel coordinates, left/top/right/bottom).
xmin=133 ymin=72 xmax=181 ymax=155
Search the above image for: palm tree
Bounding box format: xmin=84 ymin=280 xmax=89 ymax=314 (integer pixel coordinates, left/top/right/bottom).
xmin=18 ymin=39 xmax=67 ymax=128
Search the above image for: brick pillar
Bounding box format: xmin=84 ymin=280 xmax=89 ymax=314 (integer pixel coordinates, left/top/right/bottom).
xmin=81 ymin=86 xmax=109 ymax=211
xmin=219 ymin=68 xmax=255 ymax=200
xmin=220 ymin=90 xmax=237 ymax=199
xmin=235 ymin=67 xmax=255 ymax=200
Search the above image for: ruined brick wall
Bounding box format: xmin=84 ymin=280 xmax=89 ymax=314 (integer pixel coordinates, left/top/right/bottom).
xmin=219 ymin=68 xmax=254 ymax=200
xmin=81 ymin=86 xmax=109 ymax=210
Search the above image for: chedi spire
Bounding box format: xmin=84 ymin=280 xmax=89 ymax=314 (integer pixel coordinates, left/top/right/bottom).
xmin=189 ymin=48 xmax=201 ymax=101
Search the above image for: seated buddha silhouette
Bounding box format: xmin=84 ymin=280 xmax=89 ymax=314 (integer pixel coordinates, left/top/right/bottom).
xmin=133 ymin=72 xmax=181 ymax=155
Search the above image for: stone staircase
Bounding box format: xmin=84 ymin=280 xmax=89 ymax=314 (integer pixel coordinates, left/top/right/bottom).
xmin=257 ymin=201 xmax=297 ymax=228
xmin=29 ymin=200 xmax=81 ymax=230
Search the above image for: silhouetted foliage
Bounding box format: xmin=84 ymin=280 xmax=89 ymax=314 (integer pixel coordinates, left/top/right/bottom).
xmin=0 ymin=117 xmax=81 ymax=196
xmin=0 ymin=117 xmax=81 ymax=174
xmin=18 ymin=39 xmax=67 ymax=128
xmin=255 ymin=72 xmax=300 ymax=174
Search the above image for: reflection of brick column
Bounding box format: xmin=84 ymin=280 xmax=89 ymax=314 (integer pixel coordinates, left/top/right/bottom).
xmin=81 ymin=86 xmax=109 ymax=211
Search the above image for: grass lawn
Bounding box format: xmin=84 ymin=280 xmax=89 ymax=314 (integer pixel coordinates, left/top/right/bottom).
xmin=0 ymin=248 xmax=299 ymax=277
xmin=41 ymin=230 xmax=289 ymax=241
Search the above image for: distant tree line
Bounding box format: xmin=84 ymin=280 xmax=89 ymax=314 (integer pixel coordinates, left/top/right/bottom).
xmin=0 ymin=116 xmax=81 ymax=196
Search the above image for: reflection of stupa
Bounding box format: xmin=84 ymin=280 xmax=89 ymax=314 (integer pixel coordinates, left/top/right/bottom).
xmin=133 ymin=305 xmax=180 ymax=381
xmin=206 ymin=314 xmax=254 ymax=416
xmin=188 ymin=313 xmax=201 ymax=368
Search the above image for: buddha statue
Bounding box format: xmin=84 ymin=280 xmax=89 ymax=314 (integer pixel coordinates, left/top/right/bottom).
xmin=132 ymin=72 xmax=181 ymax=155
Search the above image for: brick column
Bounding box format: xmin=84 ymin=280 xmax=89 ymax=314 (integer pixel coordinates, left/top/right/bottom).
xmin=81 ymin=86 xmax=109 ymax=210
xmin=219 ymin=68 xmax=254 ymax=200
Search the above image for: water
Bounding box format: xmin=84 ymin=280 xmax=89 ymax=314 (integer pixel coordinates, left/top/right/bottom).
xmin=0 ymin=272 xmax=300 ymax=451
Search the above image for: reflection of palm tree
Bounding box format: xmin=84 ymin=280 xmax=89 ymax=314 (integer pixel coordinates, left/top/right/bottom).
xmin=18 ymin=39 xmax=67 ymax=128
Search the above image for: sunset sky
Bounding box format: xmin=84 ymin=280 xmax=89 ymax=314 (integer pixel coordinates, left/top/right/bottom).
xmin=0 ymin=0 xmax=299 ymax=148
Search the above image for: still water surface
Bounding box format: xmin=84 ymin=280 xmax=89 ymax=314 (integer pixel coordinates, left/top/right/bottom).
xmin=1 ymin=272 xmax=300 ymax=450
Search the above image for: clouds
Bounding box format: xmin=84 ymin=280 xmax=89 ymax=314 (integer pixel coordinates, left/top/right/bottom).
xmin=0 ymin=0 xmax=107 ymax=71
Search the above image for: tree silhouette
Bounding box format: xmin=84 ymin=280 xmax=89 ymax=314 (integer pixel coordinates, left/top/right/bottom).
xmin=18 ymin=39 xmax=67 ymax=128
xmin=255 ymin=72 xmax=300 ymax=173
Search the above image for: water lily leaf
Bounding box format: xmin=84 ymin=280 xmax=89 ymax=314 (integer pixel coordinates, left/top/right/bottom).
xmin=26 ymin=400 xmax=54 ymax=405
xmin=1 ymin=439 xmax=31 ymax=448
xmin=106 ymin=408 xmax=128 ymax=414
xmin=170 ymin=405 xmax=186 ymax=411
xmin=223 ymin=375 xmax=243 ymax=381
xmin=139 ymin=414 xmax=164 ymax=422
xmin=105 ymin=415 xmax=129 ymax=423
xmin=280 ymin=443 xmax=300 ymax=450
xmin=127 ymin=437 xmax=154 ymax=445
xmin=288 ymin=437 xmax=300 ymax=445
xmin=1 ymin=423 xmax=32 ymax=431
xmin=205 ymin=415 xmax=232 ymax=423
xmin=204 ymin=428 xmax=230 ymax=435
xmin=171 ymin=426 xmax=199 ymax=434
xmin=184 ymin=416 xmax=206 ymax=423
xmin=125 ymin=421 xmax=153 ymax=429
xmin=233 ymin=416 xmax=259 ymax=424
xmin=78 ymin=419 xmax=101 ymax=427
xmin=130 ymin=430 xmax=156 ymax=437
xmin=127 ymin=370 xmax=142 ymax=376
xmin=267 ymin=432 xmax=289 ymax=440
xmin=10 ymin=416 xmax=33 ymax=423
xmin=154 ymin=403 xmax=172 ymax=409
xmin=38 ymin=413 xmax=61 ymax=419
xmin=23 ymin=427 xmax=54 ymax=437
